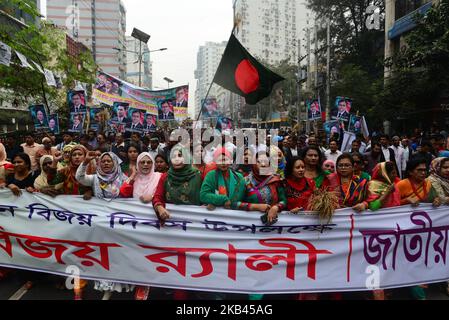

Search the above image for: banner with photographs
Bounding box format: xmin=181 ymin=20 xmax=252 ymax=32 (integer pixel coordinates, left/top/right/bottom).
xmin=201 ymin=97 xmax=220 ymax=119
xmin=216 ymin=116 xmax=233 ymax=132
xmin=29 ymin=105 xmax=49 ymax=131
xmin=47 ymin=114 xmax=60 ymax=135
xmin=92 ymin=72 xmax=188 ymax=122
xmin=307 ymin=98 xmax=322 ymax=121
xmin=332 ymin=97 xmax=352 ymax=122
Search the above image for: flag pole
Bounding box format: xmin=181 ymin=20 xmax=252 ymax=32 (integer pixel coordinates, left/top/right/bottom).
xmin=196 ymin=9 xmax=240 ymax=123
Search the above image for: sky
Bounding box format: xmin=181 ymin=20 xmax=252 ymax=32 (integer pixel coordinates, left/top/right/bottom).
xmin=41 ymin=0 xmax=234 ymax=117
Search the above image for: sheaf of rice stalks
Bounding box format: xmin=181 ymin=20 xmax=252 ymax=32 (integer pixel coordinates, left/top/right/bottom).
xmin=308 ymin=189 xmax=340 ymax=225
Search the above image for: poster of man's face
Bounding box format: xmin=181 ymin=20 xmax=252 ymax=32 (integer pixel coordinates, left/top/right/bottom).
xmin=175 ymin=86 xmax=189 ymax=108
xmin=111 ymin=102 xmax=130 ymax=123
xmin=95 ymin=73 xmax=120 ymax=95
xmin=68 ymin=91 xmax=87 ymax=114
xmin=332 ymin=97 xmax=352 ymax=121
xmin=324 ymin=120 xmax=341 ymax=141
xmin=48 ymin=114 xmax=60 ymax=134
xmin=89 ymin=107 xmax=104 ymax=131
xmin=202 ymin=98 xmax=219 ymax=118
xmin=348 ymin=115 xmax=362 ymax=134
xmin=216 ymin=117 xmax=233 ymax=131
xmin=29 ymin=105 xmax=49 ymax=130
xmin=158 ymin=99 xmax=175 ymax=121
xmin=126 ymin=108 xmax=144 ymax=132
xmin=69 ymin=113 xmax=85 ymax=133
xmin=307 ymin=99 xmax=322 ymax=120
xmin=144 ymin=114 xmax=157 ymax=132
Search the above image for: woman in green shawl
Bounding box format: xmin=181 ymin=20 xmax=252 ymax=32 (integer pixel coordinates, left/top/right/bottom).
xmin=200 ymin=147 xmax=246 ymax=209
xmin=152 ymin=145 xmax=202 ymax=223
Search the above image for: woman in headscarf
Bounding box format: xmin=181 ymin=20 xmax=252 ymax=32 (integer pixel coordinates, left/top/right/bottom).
xmin=322 ymin=160 xmax=335 ymax=173
xmin=119 ymin=152 xmax=162 ymax=300
xmin=366 ymin=162 xmax=401 ymax=211
xmin=34 ymin=155 xmax=54 ymax=192
xmin=76 ymin=151 xmax=134 ymax=297
xmin=120 ymin=142 xmax=141 ymax=177
xmin=235 ymin=151 xmax=287 ymax=220
xmin=120 ymin=152 xmax=162 ymax=203
xmin=269 ymin=145 xmax=286 ymax=180
xmin=48 ymin=145 xmax=93 ymax=199
xmin=302 ymin=146 xmax=330 ymax=189
xmin=56 ymin=144 xmax=76 ymax=171
xmin=0 ymin=142 xmax=12 ymax=186
xmin=153 ymin=145 xmax=202 ymax=222
xmin=326 ymin=153 xmax=369 ymax=212
xmin=364 ymin=161 xmax=401 ymax=300
xmin=285 ymin=156 xmax=316 ymax=213
xmin=429 ymin=158 xmax=449 ymax=296
xmin=429 ymin=157 xmax=449 ymax=205
xmin=200 ymin=147 xmax=246 ymax=210
xmin=154 ymin=153 xmax=169 ymax=173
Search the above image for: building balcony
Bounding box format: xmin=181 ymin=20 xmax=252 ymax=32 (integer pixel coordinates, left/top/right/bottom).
xmin=388 ymin=2 xmax=432 ymax=40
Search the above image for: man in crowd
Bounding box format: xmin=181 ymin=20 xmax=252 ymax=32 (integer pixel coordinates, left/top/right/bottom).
xmin=391 ymin=136 xmax=405 ymax=178
xmin=363 ymin=142 xmax=383 ymax=175
xmin=87 ymin=130 xmax=99 ymax=150
xmin=5 ymin=135 xmax=23 ymax=161
xmin=411 ymin=140 xmax=434 ymax=170
xmin=379 ymin=135 xmax=396 ymax=163
xmin=148 ymin=137 xmax=164 ymax=160
xmin=111 ymin=133 xmax=126 ymax=161
xmin=349 ymin=140 xmax=361 ymax=154
xmin=21 ymin=135 xmax=43 ymax=172
xmin=56 ymin=132 xmax=74 ymax=151
xmin=325 ymin=140 xmax=342 ymax=164
xmin=36 ymin=137 xmax=58 ymax=165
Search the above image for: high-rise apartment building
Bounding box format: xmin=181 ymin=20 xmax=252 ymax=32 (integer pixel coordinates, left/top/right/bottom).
xmin=194 ymin=41 xmax=228 ymax=118
xmin=126 ymin=36 xmax=152 ymax=89
xmin=47 ymin=0 xmax=127 ymax=78
xmin=234 ymin=0 xmax=308 ymax=66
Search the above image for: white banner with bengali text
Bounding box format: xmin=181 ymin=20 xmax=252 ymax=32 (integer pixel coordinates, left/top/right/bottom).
xmin=0 ymin=189 xmax=448 ymax=294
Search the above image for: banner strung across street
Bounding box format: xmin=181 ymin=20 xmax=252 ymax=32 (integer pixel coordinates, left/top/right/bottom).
xmin=0 ymin=190 xmax=448 ymax=294
xmin=92 ymin=71 xmax=188 ymax=122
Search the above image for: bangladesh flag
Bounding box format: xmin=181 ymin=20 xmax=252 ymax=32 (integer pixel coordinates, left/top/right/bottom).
xmin=213 ymin=33 xmax=285 ymax=105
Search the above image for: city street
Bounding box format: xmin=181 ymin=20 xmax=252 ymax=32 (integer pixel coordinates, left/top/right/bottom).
xmin=0 ymin=270 xmax=448 ymax=300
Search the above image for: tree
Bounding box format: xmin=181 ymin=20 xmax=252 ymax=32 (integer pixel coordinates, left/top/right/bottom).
xmin=378 ymin=0 xmax=449 ymax=123
xmin=306 ymin=0 xmax=385 ymax=126
xmin=0 ymin=0 xmax=96 ymax=120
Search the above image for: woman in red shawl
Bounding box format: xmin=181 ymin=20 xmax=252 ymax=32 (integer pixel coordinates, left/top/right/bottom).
xmin=285 ymin=156 xmax=316 ymax=212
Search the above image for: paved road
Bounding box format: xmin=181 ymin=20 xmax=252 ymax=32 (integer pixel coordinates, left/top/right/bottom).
xmin=0 ymin=270 xmax=448 ymax=300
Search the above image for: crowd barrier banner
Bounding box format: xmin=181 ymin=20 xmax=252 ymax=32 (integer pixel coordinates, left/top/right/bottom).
xmin=0 ymin=189 xmax=448 ymax=294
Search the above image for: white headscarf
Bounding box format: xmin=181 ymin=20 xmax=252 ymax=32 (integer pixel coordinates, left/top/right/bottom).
xmin=133 ymin=152 xmax=162 ymax=199
xmin=34 ymin=155 xmax=53 ymax=190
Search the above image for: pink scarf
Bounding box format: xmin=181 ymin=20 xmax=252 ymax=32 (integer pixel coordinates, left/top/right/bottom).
xmin=133 ymin=152 xmax=162 ymax=199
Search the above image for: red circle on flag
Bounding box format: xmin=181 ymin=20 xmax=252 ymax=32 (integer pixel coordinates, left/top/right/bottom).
xmin=235 ymin=59 xmax=260 ymax=94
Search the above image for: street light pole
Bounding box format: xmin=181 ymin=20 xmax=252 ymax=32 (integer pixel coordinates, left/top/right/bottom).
xmin=139 ymin=40 xmax=142 ymax=87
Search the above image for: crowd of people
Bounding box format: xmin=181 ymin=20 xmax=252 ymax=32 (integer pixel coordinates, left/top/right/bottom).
xmin=0 ymin=126 xmax=449 ymax=301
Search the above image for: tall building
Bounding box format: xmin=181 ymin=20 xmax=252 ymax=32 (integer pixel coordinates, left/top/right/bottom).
xmin=194 ymin=41 xmax=228 ymax=118
xmin=126 ymin=36 xmax=152 ymax=89
xmin=385 ymin=0 xmax=435 ymax=78
xmin=234 ymin=0 xmax=308 ymax=66
xmin=47 ymin=0 xmax=127 ymax=79
xmin=0 ymin=0 xmax=41 ymax=25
